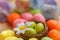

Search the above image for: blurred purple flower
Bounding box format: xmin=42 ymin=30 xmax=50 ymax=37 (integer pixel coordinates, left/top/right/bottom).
xmin=0 ymin=2 xmax=10 ymax=22
xmin=45 ymin=0 xmax=57 ymax=5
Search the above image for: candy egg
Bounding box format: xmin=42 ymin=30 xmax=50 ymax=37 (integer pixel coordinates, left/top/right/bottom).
xmin=0 ymin=34 xmax=4 ymax=40
xmin=48 ymin=29 xmax=58 ymax=39
xmin=29 ymin=38 xmax=38 ymax=40
xmin=25 ymin=28 xmax=37 ymax=35
xmin=41 ymin=37 xmax=53 ymax=40
xmin=18 ymin=38 xmax=24 ymax=40
xmin=33 ymin=14 xmax=45 ymax=23
xmin=35 ymin=23 xmax=44 ymax=33
xmin=0 ymin=30 xmax=15 ymax=39
xmin=8 ymin=12 xmax=20 ymax=24
xmin=54 ymin=31 xmax=60 ymax=40
xmin=46 ymin=19 xmax=59 ymax=30
xmin=55 ymin=24 xmax=60 ymax=31
xmin=25 ymin=22 xmax=36 ymax=28
xmin=5 ymin=37 xmax=18 ymax=40
xmin=21 ymin=12 xmax=33 ymax=21
xmin=29 ymin=9 xmax=42 ymax=15
xmin=13 ymin=19 xmax=27 ymax=27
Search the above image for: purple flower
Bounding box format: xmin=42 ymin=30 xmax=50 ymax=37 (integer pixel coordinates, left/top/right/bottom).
xmin=45 ymin=0 xmax=57 ymax=5
xmin=0 ymin=2 xmax=10 ymax=22
xmin=0 ymin=2 xmax=10 ymax=12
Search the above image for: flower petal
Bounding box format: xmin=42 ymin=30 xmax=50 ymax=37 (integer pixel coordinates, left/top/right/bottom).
xmin=16 ymin=31 xmax=21 ymax=35
xmin=21 ymin=30 xmax=25 ymax=34
xmin=17 ymin=22 xmax=25 ymax=27
xmin=25 ymin=28 xmax=30 ymax=30
xmin=25 ymin=22 xmax=32 ymax=27
xmin=13 ymin=28 xmax=19 ymax=31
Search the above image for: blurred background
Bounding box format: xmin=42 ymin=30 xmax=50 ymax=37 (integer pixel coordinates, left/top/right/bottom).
xmin=56 ymin=0 xmax=60 ymax=6
xmin=55 ymin=0 xmax=60 ymax=22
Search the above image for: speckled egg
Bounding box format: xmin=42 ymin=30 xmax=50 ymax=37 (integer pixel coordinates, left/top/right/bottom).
xmin=21 ymin=12 xmax=33 ymax=21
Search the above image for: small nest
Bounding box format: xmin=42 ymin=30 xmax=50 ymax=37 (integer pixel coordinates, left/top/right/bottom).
xmin=16 ymin=24 xmax=48 ymax=40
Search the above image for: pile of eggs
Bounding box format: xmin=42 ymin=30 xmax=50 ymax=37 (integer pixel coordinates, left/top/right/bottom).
xmin=0 ymin=10 xmax=60 ymax=40
xmin=0 ymin=30 xmax=53 ymax=40
xmin=7 ymin=12 xmax=45 ymax=35
xmin=47 ymin=19 xmax=60 ymax=40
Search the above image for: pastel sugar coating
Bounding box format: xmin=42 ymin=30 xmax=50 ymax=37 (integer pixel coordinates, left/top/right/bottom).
xmin=35 ymin=23 xmax=44 ymax=33
xmin=33 ymin=14 xmax=45 ymax=23
xmin=25 ymin=28 xmax=37 ymax=35
xmin=0 ymin=30 xmax=15 ymax=39
xmin=13 ymin=19 xmax=27 ymax=28
xmin=5 ymin=37 xmax=18 ymax=40
xmin=41 ymin=37 xmax=53 ymax=40
xmin=21 ymin=12 xmax=33 ymax=21
xmin=25 ymin=22 xmax=36 ymax=29
xmin=29 ymin=38 xmax=38 ymax=40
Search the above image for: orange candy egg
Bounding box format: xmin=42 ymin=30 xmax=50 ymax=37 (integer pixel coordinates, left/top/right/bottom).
xmin=8 ymin=12 xmax=20 ymax=24
xmin=55 ymin=24 xmax=60 ymax=31
xmin=47 ymin=19 xmax=59 ymax=30
xmin=53 ymin=31 xmax=60 ymax=40
xmin=48 ymin=29 xmax=58 ymax=39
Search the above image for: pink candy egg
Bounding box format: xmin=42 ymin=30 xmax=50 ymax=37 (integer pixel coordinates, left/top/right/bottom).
xmin=33 ymin=13 xmax=45 ymax=23
xmin=13 ymin=19 xmax=27 ymax=28
xmin=21 ymin=12 xmax=33 ymax=21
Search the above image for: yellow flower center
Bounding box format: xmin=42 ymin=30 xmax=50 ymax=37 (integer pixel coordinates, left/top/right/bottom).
xmin=19 ymin=26 xmax=26 ymax=30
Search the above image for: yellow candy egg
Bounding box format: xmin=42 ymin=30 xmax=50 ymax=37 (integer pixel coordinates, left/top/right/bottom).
xmin=5 ymin=37 xmax=18 ymax=40
xmin=0 ymin=30 xmax=15 ymax=39
xmin=29 ymin=38 xmax=38 ymax=40
xmin=0 ymin=34 xmax=4 ymax=40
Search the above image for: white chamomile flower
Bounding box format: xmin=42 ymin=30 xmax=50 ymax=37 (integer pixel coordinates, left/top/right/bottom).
xmin=13 ymin=22 xmax=30 ymax=35
xmin=16 ymin=22 xmax=25 ymax=27
xmin=25 ymin=22 xmax=32 ymax=27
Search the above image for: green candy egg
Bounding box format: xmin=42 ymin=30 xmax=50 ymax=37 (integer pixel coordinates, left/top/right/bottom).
xmin=29 ymin=38 xmax=38 ymax=40
xmin=41 ymin=37 xmax=53 ymax=40
xmin=29 ymin=9 xmax=42 ymax=15
xmin=18 ymin=38 xmax=24 ymax=40
xmin=35 ymin=23 xmax=44 ymax=33
xmin=25 ymin=28 xmax=37 ymax=35
xmin=25 ymin=22 xmax=36 ymax=29
xmin=12 ymin=9 xmax=24 ymax=14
